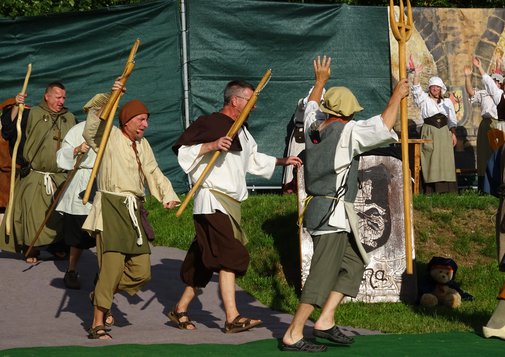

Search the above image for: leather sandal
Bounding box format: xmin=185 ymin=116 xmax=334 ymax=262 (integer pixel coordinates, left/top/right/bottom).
xmin=89 ymin=291 xmax=114 ymax=327
xmin=104 ymin=310 xmax=115 ymax=327
xmin=224 ymin=315 xmax=262 ymax=333
xmin=87 ymin=325 xmax=112 ymax=340
xmin=168 ymin=310 xmax=196 ymax=330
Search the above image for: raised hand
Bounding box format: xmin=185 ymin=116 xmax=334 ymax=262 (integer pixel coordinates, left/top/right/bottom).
xmin=313 ymin=55 xmax=331 ymax=84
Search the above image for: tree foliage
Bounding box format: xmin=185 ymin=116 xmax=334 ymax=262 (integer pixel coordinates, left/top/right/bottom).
xmin=1 ymin=0 xmax=505 ymax=18
xmin=0 ymin=0 xmax=142 ymax=18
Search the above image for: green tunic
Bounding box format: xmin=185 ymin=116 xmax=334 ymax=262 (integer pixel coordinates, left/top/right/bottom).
xmin=0 ymin=101 xmax=75 ymax=251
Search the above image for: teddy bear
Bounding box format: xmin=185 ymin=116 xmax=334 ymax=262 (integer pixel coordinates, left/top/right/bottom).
xmin=419 ymin=256 xmax=463 ymax=308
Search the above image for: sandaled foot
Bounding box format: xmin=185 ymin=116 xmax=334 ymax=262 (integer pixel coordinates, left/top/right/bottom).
xmin=105 ymin=310 xmax=115 ymax=327
xmin=88 ymin=325 xmax=112 ymax=340
xmin=224 ymin=315 xmax=262 ymax=334
xmin=24 ymin=249 xmax=40 ymax=264
xmin=282 ymin=338 xmax=327 ymax=352
xmin=313 ymin=325 xmax=354 ymax=345
xmin=168 ymin=310 xmax=196 ymax=330
xmin=89 ymin=291 xmax=114 ymax=327
xmin=25 ymin=256 xmax=38 ymax=264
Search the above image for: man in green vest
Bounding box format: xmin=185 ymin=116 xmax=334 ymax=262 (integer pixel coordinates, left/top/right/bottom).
xmin=281 ymin=56 xmax=409 ymax=352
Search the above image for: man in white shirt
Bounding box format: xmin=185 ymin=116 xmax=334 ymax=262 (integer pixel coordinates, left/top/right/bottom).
xmin=171 ymin=80 xmax=301 ymax=333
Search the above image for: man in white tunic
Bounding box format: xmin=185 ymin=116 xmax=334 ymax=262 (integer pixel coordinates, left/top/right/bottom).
xmin=170 ymin=80 xmax=301 ymax=333
xmin=56 ymin=120 xmax=96 ymax=290
xmin=281 ymin=56 xmax=409 ymax=352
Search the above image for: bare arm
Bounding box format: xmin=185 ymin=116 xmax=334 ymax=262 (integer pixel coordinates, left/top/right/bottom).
xmin=198 ymin=136 xmax=233 ymax=156
xmin=308 ymin=55 xmax=331 ymax=104
xmin=473 ymin=57 xmax=486 ymax=77
xmin=412 ymin=64 xmax=424 ymax=86
xmin=276 ymin=156 xmax=302 ymax=167
xmin=381 ymin=79 xmax=410 ymax=130
xmin=464 ymin=65 xmax=475 ymax=97
xmin=9 ymin=93 xmax=26 ymax=121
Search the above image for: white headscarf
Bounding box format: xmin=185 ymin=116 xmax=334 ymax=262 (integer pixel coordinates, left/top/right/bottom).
xmin=428 ymin=76 xmax=447 ymax=95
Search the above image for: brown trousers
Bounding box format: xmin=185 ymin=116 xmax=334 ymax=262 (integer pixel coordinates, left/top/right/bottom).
xmin=180 ymin=211 xmax=249 ymax=288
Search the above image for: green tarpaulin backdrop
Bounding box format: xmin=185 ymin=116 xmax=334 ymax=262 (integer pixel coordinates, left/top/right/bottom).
xmin=0 ymin=0 xmax=391 ymax=193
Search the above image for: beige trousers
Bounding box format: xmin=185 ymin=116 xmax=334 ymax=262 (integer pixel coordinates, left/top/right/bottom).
xmin=92 ymin=233 xmax=151 ymax=309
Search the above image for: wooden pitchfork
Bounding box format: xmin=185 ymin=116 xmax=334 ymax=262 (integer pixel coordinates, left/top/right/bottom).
xmin=5 ymin=63 xmax=32 ymax=236
xmin=390 ymin=0 xmax=414 ymax=275
xmin=176 ymin=69 xmax=272 ymax=217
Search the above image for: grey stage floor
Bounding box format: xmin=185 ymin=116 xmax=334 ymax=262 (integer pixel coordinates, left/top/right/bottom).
xmin=0 ymin=246 xmax=378 ymax=350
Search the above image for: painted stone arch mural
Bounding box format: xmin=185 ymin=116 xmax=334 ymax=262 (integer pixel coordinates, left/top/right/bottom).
xmin=390 ymin=7 xmax=505 ymax=143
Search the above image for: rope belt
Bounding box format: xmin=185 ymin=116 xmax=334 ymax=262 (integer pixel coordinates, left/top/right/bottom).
xmin=297 ymin=194 xmax=339 ymax=228
xmin=123 ymin=195 xmax=143 ymax=246
xmin=101 ymin=190 xmax=144 ymax=247
xmin=34 ymin=170 xmax=56 ymax=195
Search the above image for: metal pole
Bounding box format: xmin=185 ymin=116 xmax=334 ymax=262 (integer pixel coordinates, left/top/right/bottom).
xmin=180 ymin=0 xmax=190 ymax=129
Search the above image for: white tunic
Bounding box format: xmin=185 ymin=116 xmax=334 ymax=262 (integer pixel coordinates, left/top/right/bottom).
xmin=55 ymin=121 xmax=96 ymax=215
xmin=178 ymin=125 xmax=277 ymax=215
xmin=303 ymin=100 xmax=399 ymax=234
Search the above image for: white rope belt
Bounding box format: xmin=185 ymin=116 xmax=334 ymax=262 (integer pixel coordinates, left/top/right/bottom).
xmin=34 ymin=170 xmax=56 ymax=196
xmin=123 ymin=195 xmax=143 ymax=246
xmin=99 ymin=190 xmax=145 ymax=247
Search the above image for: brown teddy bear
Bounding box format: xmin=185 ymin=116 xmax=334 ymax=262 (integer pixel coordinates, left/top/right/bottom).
xmin=419 ymin=256 xmax=463 ymax=308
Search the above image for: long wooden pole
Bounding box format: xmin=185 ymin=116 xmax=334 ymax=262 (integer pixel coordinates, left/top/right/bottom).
xmin=176 ymin=69 xmax=272 ymax=218
xmin=390 ymin=0 xmax=414 ymax=274
xmin=5 ymin=63 xmax=32 ymax=236
xmin=24 ymin=154 xmax=85 ymax=258
xmin=82 ymin=39 xmax=140 ymax=205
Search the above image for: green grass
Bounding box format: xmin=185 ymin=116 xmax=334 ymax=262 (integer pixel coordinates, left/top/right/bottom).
xmin=146 ymin=190 xmax=503 ymax=334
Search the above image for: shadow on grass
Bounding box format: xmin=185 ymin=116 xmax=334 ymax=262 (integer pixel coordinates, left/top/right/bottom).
xmin=262 ymin=211 xmax=302 ymax=293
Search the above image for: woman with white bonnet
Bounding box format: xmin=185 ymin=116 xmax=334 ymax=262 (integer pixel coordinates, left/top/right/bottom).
xmin=412 ymin=65 xmax=458 ymax=194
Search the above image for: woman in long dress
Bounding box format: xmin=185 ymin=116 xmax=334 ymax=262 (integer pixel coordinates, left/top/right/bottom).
xmin=411 ymin=66 xmax=458 ymax=193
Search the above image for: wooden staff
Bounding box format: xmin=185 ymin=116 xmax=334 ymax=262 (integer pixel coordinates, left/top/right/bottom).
xmin=82 ymin=39 xmax=140 ymax=205
xmin=390 ymin=0 xmax=414 ymax=274
xmin=5 ymin=63 xmax=32 ymax=236
xmin=24 ymin=154 xmax=85 ymax=258
xmin=176 ymin=69 xmax=272 ymax=218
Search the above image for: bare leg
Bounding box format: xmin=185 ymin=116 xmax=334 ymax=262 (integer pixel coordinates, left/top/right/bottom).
xmin=91 ymin=305 xmax=112 ymax=340
xmin=282 ymin=303 xmax=314 ymax=345
xmin=220 ymin=269 xmax=260 ymax=325
xmin=171 ymin=285 xmax=197 ymax=330
xmin=314 ymin=291 xmax=344 ymax=330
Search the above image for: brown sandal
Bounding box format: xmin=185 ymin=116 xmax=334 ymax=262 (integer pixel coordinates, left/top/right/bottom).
xmin=87 ymin=325 xmax=112 ymax=340
xmin=224 ymin=315 xmax=262 ymax=333
xmin=168 ymin=310 xmax=196 ymax=330
xmin=104 ymin=310 xmax=115 ymax=327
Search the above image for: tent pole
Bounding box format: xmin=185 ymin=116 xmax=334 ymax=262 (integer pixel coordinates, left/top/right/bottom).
xmin=181 ymin=0 xmax=190 ymax=128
